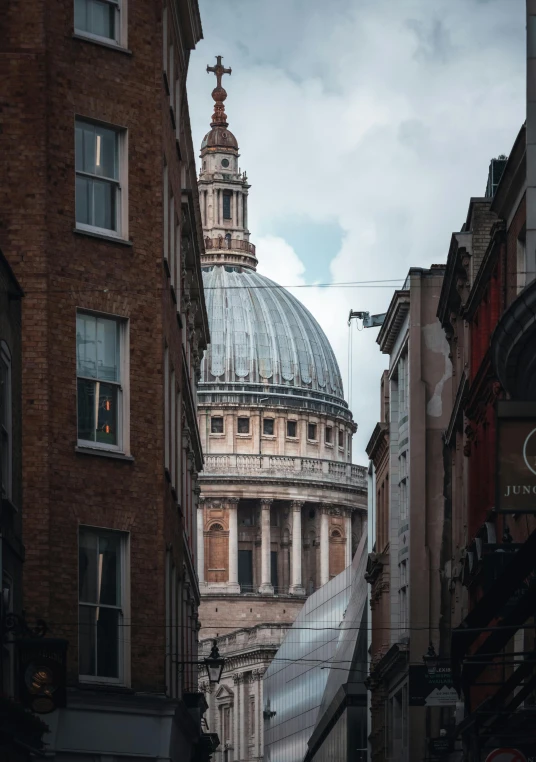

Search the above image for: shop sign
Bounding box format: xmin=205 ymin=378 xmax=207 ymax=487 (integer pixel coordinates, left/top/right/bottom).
xmin=408 ymin=663 xmax=458 ymax=706
xmin=485 ymin=750 xmax=527 ymax=762
xmin=497 ymin=402 xmax=536 ymax=513
xmin=18 ymin=638 xmax=68 ymax=714
xmin=430 ymin=736 xmax=454 ymax=756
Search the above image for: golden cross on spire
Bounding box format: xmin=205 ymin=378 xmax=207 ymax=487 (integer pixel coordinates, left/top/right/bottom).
xmin=206 ymin=55 xmax=232 ymax=89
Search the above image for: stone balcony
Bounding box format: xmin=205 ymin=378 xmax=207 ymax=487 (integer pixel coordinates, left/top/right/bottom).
xmin=201 ymin=454 xmax=367 ymax=490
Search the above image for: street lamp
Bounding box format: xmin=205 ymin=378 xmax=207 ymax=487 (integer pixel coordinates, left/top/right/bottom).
xmin=204 ymin=640 xmax=225 ymax=685
xmin=423 ymin=641 xmax=439 ymax=675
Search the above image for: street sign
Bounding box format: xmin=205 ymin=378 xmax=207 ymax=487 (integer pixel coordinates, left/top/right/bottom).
xmin=408 ymin=663 xmax=458 ymax=706
xmin=485 ymin=750 xmax=527 ymax=762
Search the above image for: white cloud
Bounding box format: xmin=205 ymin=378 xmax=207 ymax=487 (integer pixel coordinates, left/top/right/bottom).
xmin=189 ymin=0 xmax=525 ymax=462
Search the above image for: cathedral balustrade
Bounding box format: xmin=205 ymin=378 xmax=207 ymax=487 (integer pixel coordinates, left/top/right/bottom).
xmin=202 ymin=454 xmax=367 ymax=489
xmin=204 ymin=236 xmax=256 ymax=255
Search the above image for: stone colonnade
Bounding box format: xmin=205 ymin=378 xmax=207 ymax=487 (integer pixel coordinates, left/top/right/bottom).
xmin=198 ymin=498 xmax=353 ymax=593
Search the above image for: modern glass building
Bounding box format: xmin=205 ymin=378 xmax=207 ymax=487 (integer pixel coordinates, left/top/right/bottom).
xmin=263 ymin=533 xmax=368 ymax=762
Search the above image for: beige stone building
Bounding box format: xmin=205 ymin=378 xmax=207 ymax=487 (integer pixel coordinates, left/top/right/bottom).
xmin=195 ymin=59 xmax=367 ymax=762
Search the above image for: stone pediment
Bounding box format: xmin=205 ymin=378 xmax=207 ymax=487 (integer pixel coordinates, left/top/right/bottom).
xmin=215 ymin=684 xmax=234 ymax=701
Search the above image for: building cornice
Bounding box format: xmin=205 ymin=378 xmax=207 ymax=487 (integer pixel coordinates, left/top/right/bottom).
xmin=463 ymin=220 xmax=506 ymax=322
xmin=377 ymin=290 xmax=410 ymax=355
xmin=365 ymin=422 xmax=389 ymax=465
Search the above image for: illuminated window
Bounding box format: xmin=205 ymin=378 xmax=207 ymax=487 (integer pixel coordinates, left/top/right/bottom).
xmin=78 ymin=526 xmax=128 ymax=682
xmin=76 ymin=311 xmax=128 ymax=452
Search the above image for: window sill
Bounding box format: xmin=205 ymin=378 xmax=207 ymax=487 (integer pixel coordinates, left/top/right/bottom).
xmin=74 ymin=227 xmax=133 ymax=247
xmin=307 ymin=439 xmax=319 ymax=445
xmin=236 ymin=433 xmax=252 ymax=438
xmin=75 ymin=446 xmax=134 ymax=462
xmin=261 ymin=435 xmax=276 ymax=439
xmin=73 ymin=32 xmax=132 ymax=55
xmin=209 ymin=433 xmax=225 ymax=438
xmin=77 ymin=680 xmax=132 ymax=692
xmin=325 ymin=442 xmax=334 ymax=448
xmin=286 ymin=436 xmax=299 ymax=441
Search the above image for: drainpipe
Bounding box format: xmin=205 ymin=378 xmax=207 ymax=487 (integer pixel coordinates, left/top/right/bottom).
xmin=527 ymin=0 xmax=536 ymax=282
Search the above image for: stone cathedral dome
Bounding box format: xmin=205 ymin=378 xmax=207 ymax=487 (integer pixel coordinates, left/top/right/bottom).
xmin=200 ymin=264 xmax=345 ymax=401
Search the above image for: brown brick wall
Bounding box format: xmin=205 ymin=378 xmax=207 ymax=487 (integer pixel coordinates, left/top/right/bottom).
xmin=0 ymin=0 xmax=205 ymax=693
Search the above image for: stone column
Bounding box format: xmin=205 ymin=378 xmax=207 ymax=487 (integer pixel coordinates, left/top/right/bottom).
xmin=237 ymin=191 xmax=242 ymax=228
xmin=228 ymin=498 xmax=240 ymax=593
xmin=233 ymin=673 xmax=241 ymax=760
xmin=345 ymin=509 xmax=353 ymax=567
xmin=320 ymin=504 xmax=330 ymax=586
xmin=290 ymin=501 xmax=305 ymax=595
xmin=259 ymin=498 xmax=274 ymax=594
xmin=197 ymin=500 xmax=205 ymax=585
xmin=257 ymin=670 xmax=265 ymax=759
xmin=241 ymin=674 xmax=249 ymax=759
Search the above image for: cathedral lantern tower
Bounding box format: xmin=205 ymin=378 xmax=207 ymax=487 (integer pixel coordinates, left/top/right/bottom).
xmin=198 ymin=56 xmax=256 ymax=270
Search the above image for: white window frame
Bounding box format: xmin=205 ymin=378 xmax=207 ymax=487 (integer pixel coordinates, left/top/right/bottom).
xmin=78 ymin=525 xmax=130 ymax=686
xmin=0 ymin=342 xmax=12 ymax=500
xmin=75 ymin=117 xmax=129 ymax=240
xmin=76 ymin=310 xmax=130 ymax=455
xmin=74 ymin=0 xmax=128 ymax=49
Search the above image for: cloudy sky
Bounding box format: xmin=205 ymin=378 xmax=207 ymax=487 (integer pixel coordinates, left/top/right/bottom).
xmin=188 ymin=0 xmax=525 ymax=464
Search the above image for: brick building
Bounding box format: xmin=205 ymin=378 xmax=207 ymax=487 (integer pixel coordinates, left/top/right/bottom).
xmin=0 ymin=1 xmax=211 ymax=760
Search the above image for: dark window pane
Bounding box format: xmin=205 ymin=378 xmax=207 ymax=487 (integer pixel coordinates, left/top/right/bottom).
xmin=82 ymin=122 xmax=96 ymax=174
xmin=79 ymin=531 xmax=98 ymax=602
xmin=95 ymin=382 xmax=118 ymax=446
xmin=338 ymin=430 xmax=344 ymax=447
xmin=308 ymin=423 xmax=317 ymax=440
xmin=76 ymin=313 xmax=97 ymax=378
xmin=77 ymin=378 xmax=96 ymax=442
xmin=92 ymin=178 xmax=115 ymax=230
xmin=96 ymin=318 xmax=120 ymax=382
xmin=223 ymin=192 xmax=231 ymax=220
xmin=238 ymin=550 xmax=253 ymax=591
xmin=79 ymin=605 xmax=96 ymax=675
xmin=98 ymin=534 xmax=120 ymax=606
xmin=97 ymin=607 xmax=119 ymax=678
xmin=76 ymin=0 xmax=116 ymax=39
xmin=76 ymin=175 xmax=90 ymax=225
xmin=263 ymin=418 xmax=274 ymax=436
xmin=95 ymin=126 xmax=118 ymax=179
xmin=287 ymin=421 xmax=297 ymax=438
xmin=75 ymin=122 xmax=84 ymax=171
xmin=325 ymin=426 xmax=332 ymax=444
xmin=237 ymin=417 xmax=249 ymax=434
xmin=211 ymin=417 xmax=223 ymax=434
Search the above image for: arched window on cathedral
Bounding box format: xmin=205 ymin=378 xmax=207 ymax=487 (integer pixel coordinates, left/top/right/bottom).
xmin=329 ymin=528 xmax=345 ymax=578
xmin=225 ymin=233 xmax=232 ymax=249
xmin=207 ymin=523 xmax=228 ymax=583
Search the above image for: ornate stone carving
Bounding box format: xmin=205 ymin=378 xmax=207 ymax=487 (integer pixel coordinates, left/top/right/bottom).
xmin=291 ymin=500 xmax=305 ymax=512
xmin=260 ymin=498 xmax=273 ymax=508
